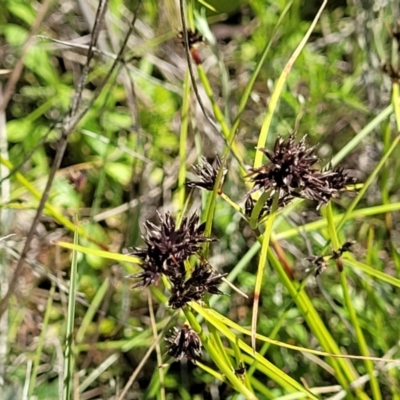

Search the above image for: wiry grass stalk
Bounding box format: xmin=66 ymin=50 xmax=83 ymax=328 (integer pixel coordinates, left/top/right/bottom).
xmin=190 ymin=302 xmax=319 ymax=399
xmin=63 ymin=225 xmax=79 ymax=400
xmin=251 ymin=191 xmax=279 ymax=350
xmin=336 ymin=134 xmax=400 ymax=232
xmin=325 ymin=202 xmax=382 ymax=400
xmin=183 ymin=307 xmax=257 ymax=399
xmin=230 ymin=2 xmax=293 ymax=136
xmin=29 ymin=283 xmax=56 ymax=397
xmin=76 ymin=278 xmax=110 ymax=344
xmin=178 ymin=70 xmax=191 ymax=210
xmin=267 ymin=249 xmax=358 ymax=397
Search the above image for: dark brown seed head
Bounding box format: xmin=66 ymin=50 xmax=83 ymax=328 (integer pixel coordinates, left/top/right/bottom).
xmin=247 ymin=133 xmax=355 ymax=209
xmin=168 ymin=263 xmax=226 ymax=309
xmin=165 ymin=325 xmax=202 ymax=363
xmin=129 ymin=212 xmax=215 ymax=289
xmin=246 ymin=133 xmax=319 ymax=196
xmin=187 ymin=154 xmax=227 ymax=191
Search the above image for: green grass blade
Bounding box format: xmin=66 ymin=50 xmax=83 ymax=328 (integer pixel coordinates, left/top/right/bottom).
xmin=253 ymin=0 xmax=327 ymax=169
xmin=184 ymin=308 xmax=257 ymax=399
xmin=267 ymin=249 xmax=356 ymax=394
xmin=275 ymin=201 xmax=400 ymax=241
xmin=193 ymin=303 xmax=393 ymax=363
xmin=76 ymin=277 xmax=110 ymax=344
xmin=29 ymin=283 xmax=56 ymax=397
xmin=343 ymin=258 xmax=400 ymax=289
xmin=178 ymin=70 xmax=190 ymax=210
xmin=325 ymin=203 xmax=382 ymax=400
xmin=190 ymin=302 xmax=319 ymax=399
xmin=56 ymin=241 xmax=141 ymax=264
xmin=251 ymin=193 xmax=279 ymax=350
xmin=392 ymin=84 xmax=400 ymax=131
xmin=63 ymin=224 xmax=79 ymax=400
xmin=330 ymin=104 xmax=394 ymax=167
xmin=336 ymin=134 xmax=400 ymax=232
xmin=0 ymin=157 xmax=103 ymax=245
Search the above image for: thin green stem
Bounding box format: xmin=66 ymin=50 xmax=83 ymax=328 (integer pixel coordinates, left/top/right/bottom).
xmin=325 ymin=203 xmax=381 ymax=400
xmin=253 ymin=0 xmax=327 ymax=169
xmin=336 ymin=134 xmax=400 ymax=232
xmin=268 ymin=249 xmax=355 ymax=396
xmin=392 ymin=83 xmax=400 ymax=132
xmin=251 ymin=192 xmax=279 ymax=350
xmin=250 ymin=191 xmax=270 ymax=230
xmin=29 ymin=283 xmax=56 ymax=397
xmin=178 ymin=71 xmax=190 ymax=210
xmin=63 ymin=225 xmax=79 ymax=400
xmin=184 ymin=308 xmax=257 ymax=399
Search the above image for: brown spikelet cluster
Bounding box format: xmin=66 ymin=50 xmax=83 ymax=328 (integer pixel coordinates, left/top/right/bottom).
xmin=307 ymin=241 xmax=355 ymax=276
xmin=187 ymin=154 xmax=227 ymax=191
xmin=165 ymin=325 xmax=202 ymax=363
xmin=129 ymin=130 xmax=356 ymax=365
xmin=169 ymin=263 xmax=226 ymax=309
xmin=246 ymin=133 xmax=355 ymax=210
xmin=129 ymin=212 xmax=225 ymax=309
xmin=130 ymin=212 xmax=227 ymax=363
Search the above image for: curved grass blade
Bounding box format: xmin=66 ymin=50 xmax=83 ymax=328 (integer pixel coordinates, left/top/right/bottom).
xmin=192 ymin=302 xmax=397 ymax=364
xmin=0 ymin=157 xmax=105 ymax=247
xmin=184 ymin=308 xmax=257 ymax=399
xmin=343 ymin=258 xmax=400 ymax=289
xmin=336 ymin=134 xmax=400 ymax=232
xmin=325 ymin=203 xmax=382 ymax=400
xmin=253 ymin=0 xmax=327 ymax=169
xmin=190 ymin=302 xmax=319 ymax=399
xmin=56 ymin=241 xmax=141 ymax=264
xmin=251 ymin=193 xmax=279 ymax=350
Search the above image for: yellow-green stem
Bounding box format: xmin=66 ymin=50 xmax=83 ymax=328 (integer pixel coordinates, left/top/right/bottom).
xmin=178 ymin=71 xmax=190 ymax=210
xmin=392 ymin=83 xmax=400 ymax=131
xmin=326 ymin=203 xmax=380 ymax=400
xmin=253 ymin=0 xmax=327 ymax=169
xmin=251 ymin=192 xmax=279 ymax=350
xmin=184 ymin=308 xmax=257 ymax=399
